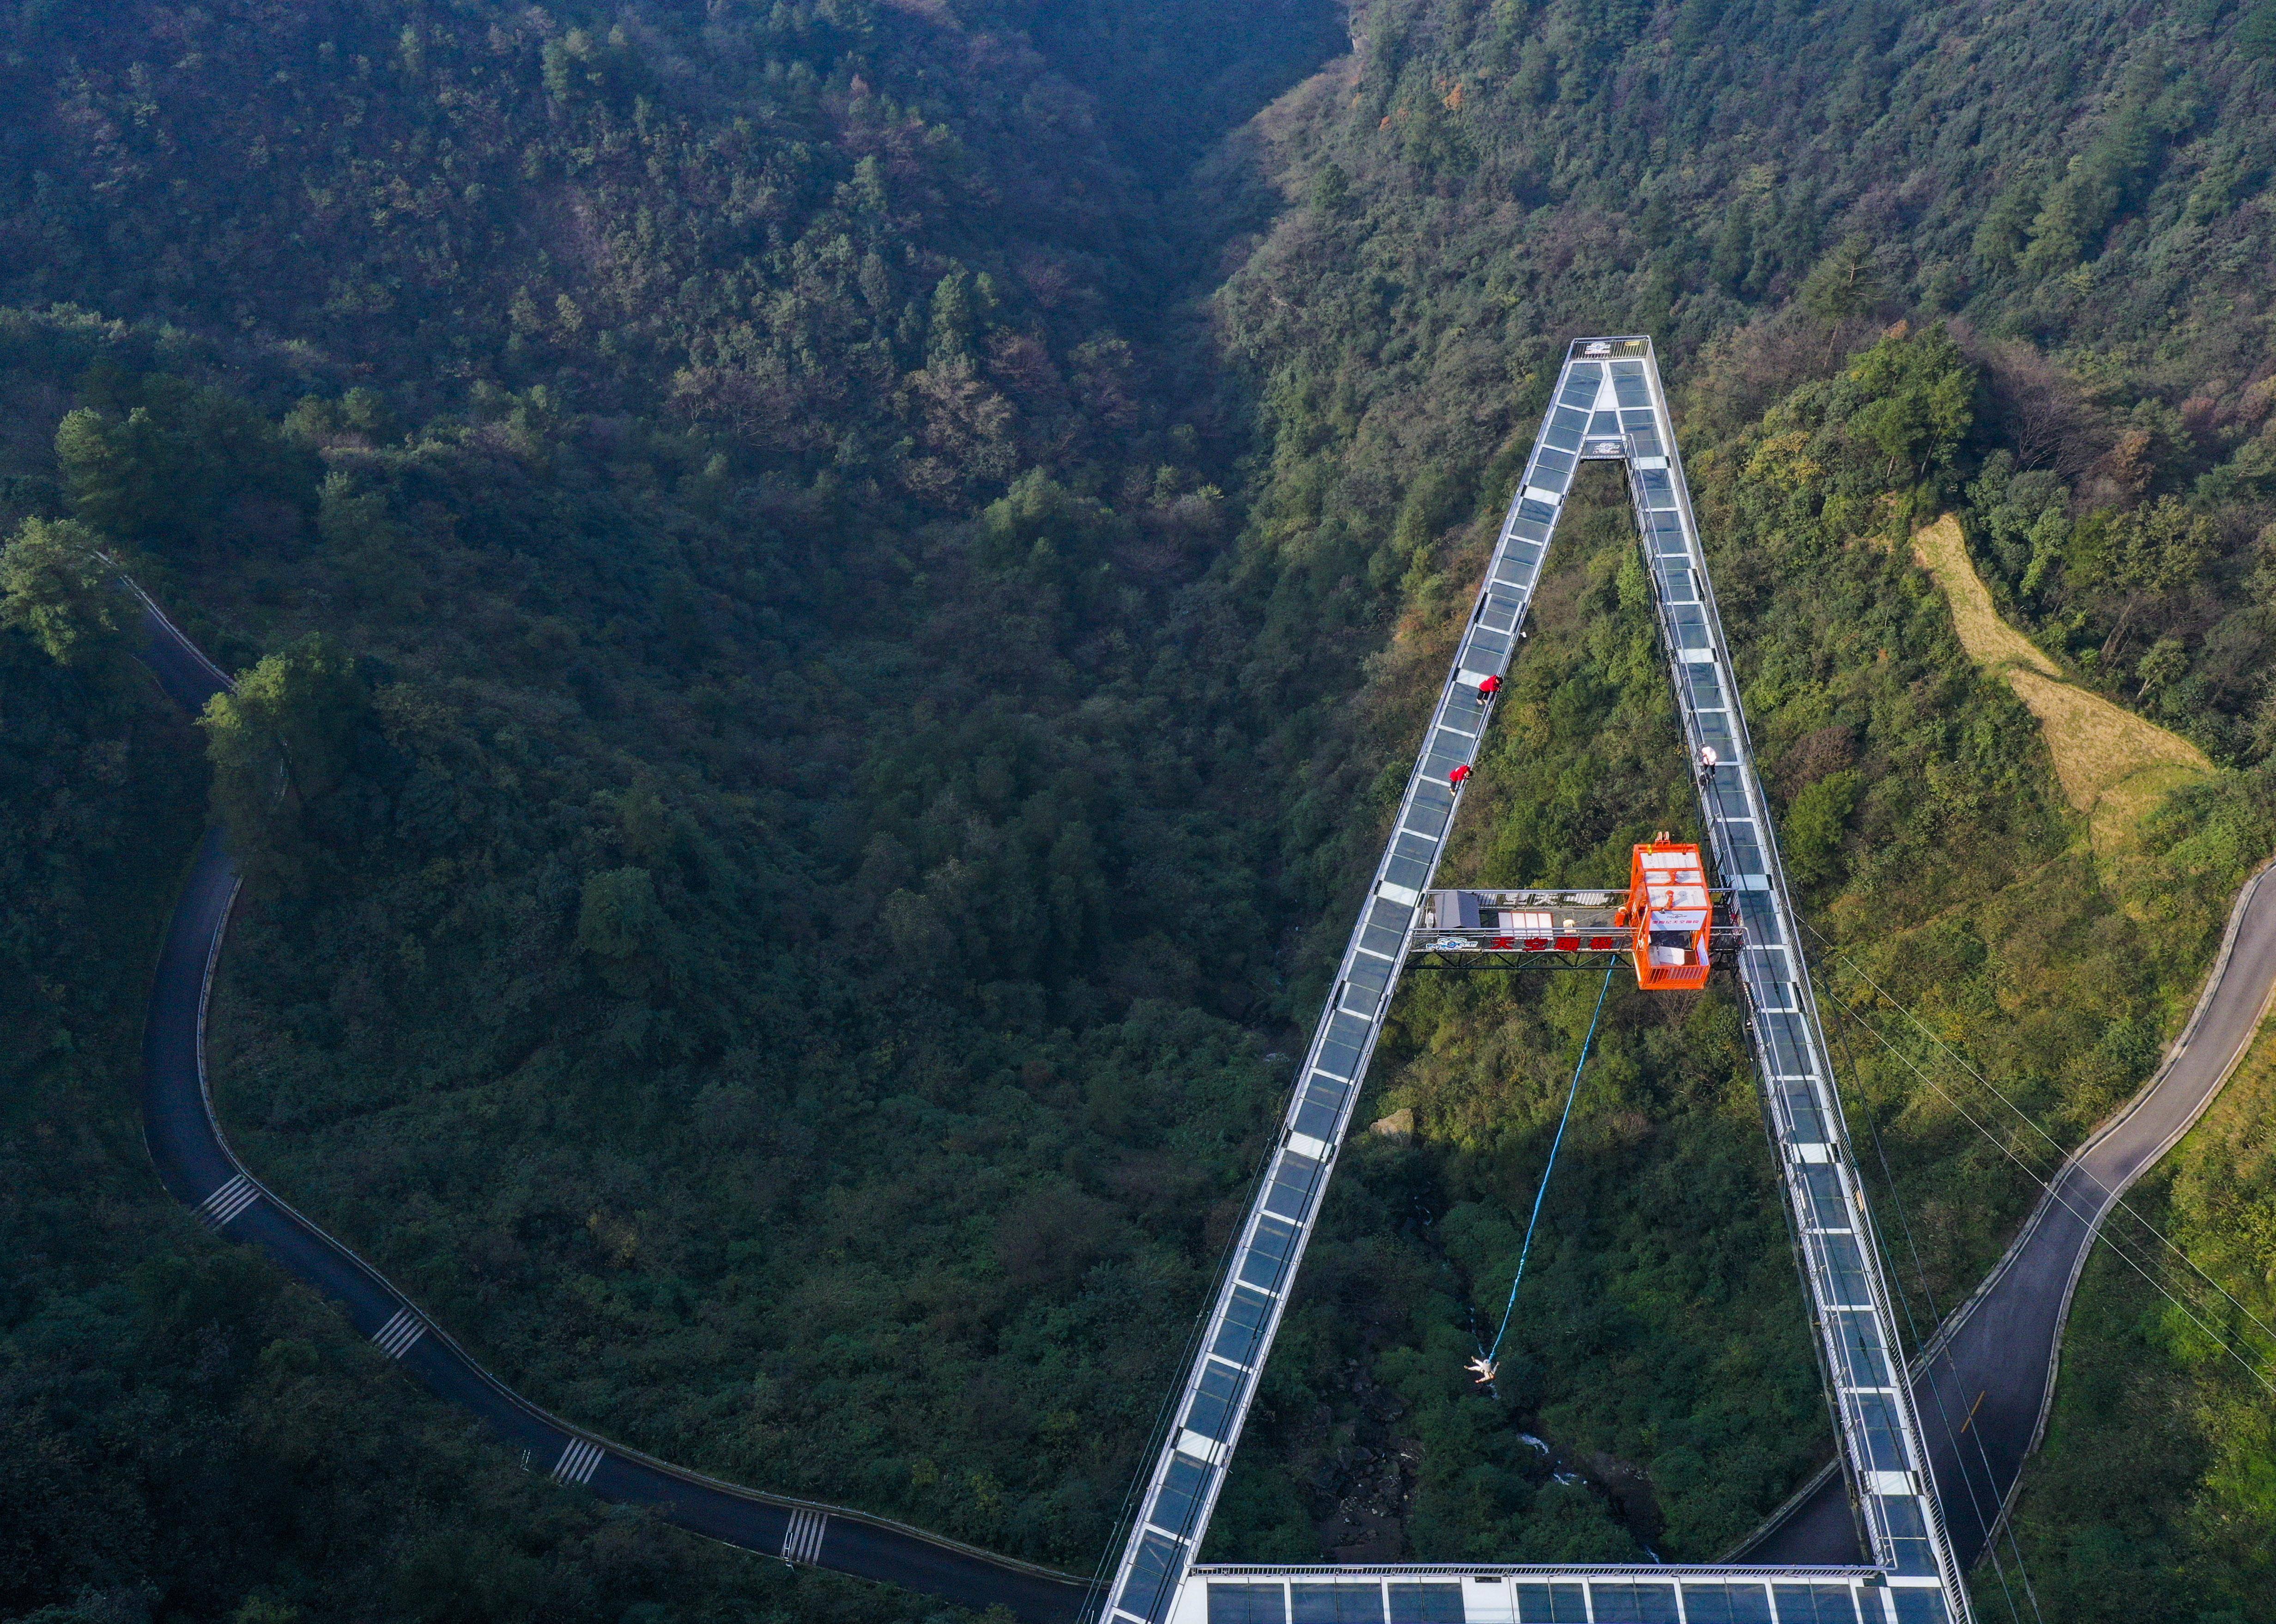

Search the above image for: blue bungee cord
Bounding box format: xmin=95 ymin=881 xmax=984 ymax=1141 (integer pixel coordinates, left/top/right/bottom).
xmin=1472 ymin=960 xmax=1616 ymax=1383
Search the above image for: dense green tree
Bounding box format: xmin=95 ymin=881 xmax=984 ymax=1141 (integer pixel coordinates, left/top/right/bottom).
xmin=1845 ymin=327 xmax=1975 ymax=480
xmin=0 ymin=517 xmax=126 ymax=669
xmin=1798 ymin=235 xmax=1884 ymax=324
xmin=57 ymin=380 xmax=316 ymax=560
xmin=200 ymin=635 xmax=373 ymax=891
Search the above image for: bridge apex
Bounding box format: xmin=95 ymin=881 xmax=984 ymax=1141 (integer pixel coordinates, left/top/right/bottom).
xmin=1568 ymin=333 xmax=1655 ymax=360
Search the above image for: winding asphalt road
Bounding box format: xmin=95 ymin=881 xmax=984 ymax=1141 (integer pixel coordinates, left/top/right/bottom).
xmin=1739 ymin=857 xmax=2276 ymax=1571
xmin=127 ymin=587 xmax=2276 ymax=1602
xmin=129 ymin=593 xmax=1099 ymax=1624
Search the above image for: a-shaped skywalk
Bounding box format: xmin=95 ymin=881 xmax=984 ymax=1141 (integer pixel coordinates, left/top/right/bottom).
xmin=1100 ymin=339 xmax=1973 ymax=1624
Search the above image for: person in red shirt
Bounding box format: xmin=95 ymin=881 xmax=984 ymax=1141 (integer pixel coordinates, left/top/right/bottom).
xmin=1449 ymin=764 xmax=1472 ymax=787
xmin=1477 ymin=674 xmax=1502 ymax=700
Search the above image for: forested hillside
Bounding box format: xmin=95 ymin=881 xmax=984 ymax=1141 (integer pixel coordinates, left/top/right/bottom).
xmin=3 ymin=0 xmax=2275 ymax=1621
xmin=0 ymin=2 xmax=1348 ymax=1617
xmin=1223 ymin=0 xmax=2276 ymax=755
xmin=1201 ymin=0 xmax=2276 ymax=1613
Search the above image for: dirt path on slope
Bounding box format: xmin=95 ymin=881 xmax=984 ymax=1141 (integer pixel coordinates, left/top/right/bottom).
xmin=1910 ymin=513 xmax=2210 ymax=863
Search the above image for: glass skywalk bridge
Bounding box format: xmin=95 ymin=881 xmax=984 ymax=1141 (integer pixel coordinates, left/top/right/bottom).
xmin=1098 ymin=339 xmax=1973 ymax=1624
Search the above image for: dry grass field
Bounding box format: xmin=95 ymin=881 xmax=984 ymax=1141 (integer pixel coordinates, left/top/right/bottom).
xmin=1911 ymin=513 xmax=2211 ymax=866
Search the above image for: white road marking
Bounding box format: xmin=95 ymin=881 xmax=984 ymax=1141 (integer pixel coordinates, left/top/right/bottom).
xmin=780 ymin=1507 xmax=828 ymax=1565
xmin=200 ymin=1173 xmax=259 ymax=1229
xmin=372 ymin=1308 xmax=425 ymax=1359
xmin=550 ymin=1437 xmax=604 ymax=1485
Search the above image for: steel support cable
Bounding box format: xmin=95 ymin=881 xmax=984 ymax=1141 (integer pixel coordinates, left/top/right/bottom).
xmin=1826 ymin=1005 xmax=2039 ymax=1624
xmin=1819 ymin=966 xmax=2276 ymax=1385
xmin=1879 ymin=1229 xmax=2026 ymax=1624
xmin=1085 ymin=1098 xmax=1293 ymax=1607
xmin=1828 ymin=980 xmax=2275 ymax=1392
xmin=1821 ymin=986 xmax=2276 ymax=1396
xmin=1848 ymin=1034 xmax=2047 ymax=1624
xmin=1825 ymin=925 xmax=2271 ymax=1341
xmin=1802 ymin=920 xmax=2276 ymax=1357
xmin=1737 ymin=975 xmax=1863 ymax=1537
xmin=1824 ymin=1004 xmax=2021 ymax=1621
xmin=1479 ymin=961 xmax=1616 ymax=1373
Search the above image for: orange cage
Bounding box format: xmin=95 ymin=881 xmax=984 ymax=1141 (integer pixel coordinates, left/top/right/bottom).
xmin=1620 ymin=839 xmax=1712 ymax=990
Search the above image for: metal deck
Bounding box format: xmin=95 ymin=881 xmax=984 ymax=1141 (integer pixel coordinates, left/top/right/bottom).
xmin=1175 ymin=1564 xmax=1895 ymax=1623
xmin=1099 ymin=338 xmax=1970 ymax=1624
xmin=1405 ymin=888 xmax=1747 ymax=970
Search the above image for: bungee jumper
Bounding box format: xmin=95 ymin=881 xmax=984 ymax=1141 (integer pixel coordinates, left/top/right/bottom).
xmin=1469 ymin=960 xmax=1617 ymax=1388
xmin=1457 ymin=828 xmax=1715 ymax=1384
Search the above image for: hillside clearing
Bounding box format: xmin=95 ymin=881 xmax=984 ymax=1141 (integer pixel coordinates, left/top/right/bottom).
xmin=1911 ymin=513 xmax=2211 ymax=863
